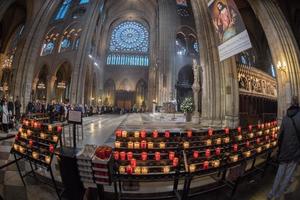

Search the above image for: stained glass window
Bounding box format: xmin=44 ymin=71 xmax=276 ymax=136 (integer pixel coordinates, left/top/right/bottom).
xmin=41 ymin=42 xmax=55 ymax=56
xmin=193 ymin=42 xmax=199 ymax=53
xmin=55 ymin=0 xmax=72 ymax=20
xmin=79 ymin=0 xmax=89 ymax=4
xmin=107 ymin=21 xmax=149 ymax=67
xmin=59 ymin=38 xmax=71 ymax=52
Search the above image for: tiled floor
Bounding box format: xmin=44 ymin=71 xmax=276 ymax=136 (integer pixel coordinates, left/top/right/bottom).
xmin=0 ymin=113 xmax=299 ymax=200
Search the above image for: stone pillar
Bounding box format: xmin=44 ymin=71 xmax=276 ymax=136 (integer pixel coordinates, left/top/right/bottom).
xmin=248 ymin=0 xmax=300 ymax=121
xmin=47 ymin=75 xmax=56 ymax=104
xmin=157 ymin=0 xmax=178 ymax=105
xmin=192 ymin=59 xmax=200 ymax=123
xmin=191 ymin=0 xmax=239 ymax=128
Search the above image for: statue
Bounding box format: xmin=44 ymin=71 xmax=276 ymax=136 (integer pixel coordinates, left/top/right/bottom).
xmin=192 ymin=59 xmax=201 ymax=123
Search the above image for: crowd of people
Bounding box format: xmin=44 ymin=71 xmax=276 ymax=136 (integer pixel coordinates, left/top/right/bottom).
xmin=0 ymin=97 xmax=146 ymax=133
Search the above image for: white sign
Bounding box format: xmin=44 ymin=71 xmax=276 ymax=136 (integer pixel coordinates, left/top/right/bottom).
xmin=68 ymin=110 xmax=82 ymax=123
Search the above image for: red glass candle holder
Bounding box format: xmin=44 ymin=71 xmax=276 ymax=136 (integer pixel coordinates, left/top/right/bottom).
xmin=155 ymin=152 xmax=161 ymax=161
xmin=208 ymin=128 xmax=213 ymax=137
xmin=127 ymin=152 xmax=133 ymax=160
xmin=225 ymin=128 xmax=230 ymax=135
xmin=237 ymin=127 xmax=242 ymax=133
xmin=49 ymin=144 xmax=54 ymax=153
xmin=29 ymin=139 xmax=33 ymax=147
xmin=205 ymin=149 xmax=211 ymax=158
xmin=169 ymin=151 xmax=175 ymax=161
xmin=114 ymin=151 xmax=120 ymax=160
xmin=187 ymin=130 xmax=193 ymax=138
xmin=130 ymin=159 xmax=137 ymax=168
xmin=141 ymin=152 xmax=148 ymax=161
xmin=215 ymin=147 xmax=221 ymax=156
xmin=256 ymin=138 xmax=260 ymax=144
xmin=165 ymin=130 xmax=170 ymax=138
xmin=141 ymin=140 xmax=147 ymax=149
xmin=126 ymin=165 xmax=133 ymax=174
xmin=140 ymin=130 xmax=147 ymax=138
xmin=153 ymin=130 xmax=158 ymax=138
xmin=193 ymin=150 xmax=199 ymax=159
xmin=246 ymin=140 xmax=250 ymax=148
xmin=173 ymin=157 xmax=179 ymax=167
xmin=57 ymin=126 xmax=63 ymax=133
xmin=248 ymin=125 xmax=253 ymax=132
xmin=203 ymin=161 xmax=209 ymax=170
xmin=115 ymin=129 xmax=122 ymax=137
xmin=233 ymin=144 xmax=238 ymax=152
xmin=120 ymin=151 xmax=126 ymax=161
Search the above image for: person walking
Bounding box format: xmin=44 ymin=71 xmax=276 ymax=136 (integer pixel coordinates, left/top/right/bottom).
xmin=2 ymin=99 xmax=9 ymax=133
xmin=14 ymin=96 xmax=21 ymax=122
xmin=268 ymin=96 xmax=300 ymax=200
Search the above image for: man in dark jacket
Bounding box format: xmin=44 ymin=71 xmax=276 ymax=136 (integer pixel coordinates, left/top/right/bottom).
xmin=268 ymin=96 xmax=300 ymax=200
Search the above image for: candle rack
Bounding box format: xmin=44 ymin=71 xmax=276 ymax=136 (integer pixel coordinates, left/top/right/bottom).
xmin=11 ymin=118 xmax=62 ymax=200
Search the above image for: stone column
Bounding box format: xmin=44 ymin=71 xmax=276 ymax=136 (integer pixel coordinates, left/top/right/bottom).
xmin=191 ymin=0 xmax=239 ymax=128
xmin=248 ymin=0 xmax=300 ymax=120
xmin=47 ymin=75 xmax=56 ymax=104
xmin=192 ymin=59 xmax=200 ymax=123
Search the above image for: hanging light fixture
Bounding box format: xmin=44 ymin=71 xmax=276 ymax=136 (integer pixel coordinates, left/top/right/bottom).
xmin=0 ymin=82 xmax=9 ymax=91
xmin=57 ymin=81 xmax=66 ymax=89
xmin=37 ymin=82 xmax=46 ymax=89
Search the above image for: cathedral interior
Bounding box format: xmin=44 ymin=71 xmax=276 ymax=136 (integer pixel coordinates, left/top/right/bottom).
xmin=0 ymin=0 xmax=300 ymax=200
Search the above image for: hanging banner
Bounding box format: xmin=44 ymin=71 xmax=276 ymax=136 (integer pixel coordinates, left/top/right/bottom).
xmin=208 ymin=0 xmax=252 ymax=61
xmin=176 ymin=0 xmax=188 ymax=7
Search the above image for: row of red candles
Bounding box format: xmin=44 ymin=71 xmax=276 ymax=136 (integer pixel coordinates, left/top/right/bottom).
xmin=22 ymin=120 xmax=63 ymax=133
xmin=115 ymin=122 xmax=278 ymax=139
xmin=114 ymin=132 xmax=277 ymax=149
xmin=114 ymin=140 xmax=270 ymax=162
xmin=14 ymin=137 xmax=55 ymax=154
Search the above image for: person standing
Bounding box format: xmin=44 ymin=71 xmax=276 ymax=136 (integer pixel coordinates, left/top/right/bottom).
xmin=268 ymin=96 xmax=300 ymax=200
xmin=2 ymin=99 xmax=9 ymax=133
xmin=14 ymin=96 xmax=21 ymax=122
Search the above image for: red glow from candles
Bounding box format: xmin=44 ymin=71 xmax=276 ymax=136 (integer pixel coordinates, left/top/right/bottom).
xmin=126 ymin=165 xmax=133 ymax=174
xmin=203 ymin=161 xmax=209 ymax=170
xmin=265 ymin=135 xmax=269 ymax=140
xmin=246 ymin=140 xmax=250 ymax=147
xmin=208 ymin=128 xmax=213 ymax=137
xmin=127 ymin=152 xmax=133 ymax=160
xmin=49 ymin=144 xmax=54 ymax=153
xmin=233 ymin=144 xmax=238 ymax=152
xmin=173 ymin=157 xmax=179 ymax=167
xmin=120 ymin=152 xmax=126 ymax=161
xmin=115 ymin=129 xmax=122 ymax=137
xmin=15 ymin=134 xmax=19 ymax=141
xmin=34 ymin=122 xmax=38 ymax=129
xmin=261 ymin=124 xmax=265 ymax=129
xmin=248 ymin=125 xmax=252 ymax=132
xmin=205 ymin=149 xmax=211 ymax=158
xmin=141 ymin=152 xmax=148 ymax=161
xmin=155 ymin=152 xmax=161 ymax=161
xmin=153 ymin=130 xmax=158 ymax=138
xmin=165 ymin=130 xmax=170 ymax=138
xmin=141 ymin=140 xmax=147 ymax=149
xmin=193 ymin=150 xmax=199 ymax=159
xmin=225 ymin=128 xmax=230 ymax=134
xmin=258 ymin=124 xmax=261 ymax=129
xmin=29 ymin=139 xmax=33 ymax=147
xmin=256 ymin=138 xmax=260 ymax=144
xmin=169 ymin=151 xmax=175 ymax=160
xmin=215 ymin=147 xmax=221 ymax=156
xmin=237 ymin=127 xmax=242 ymax=133
xmin=57 ymin=126 xmax=62 ymax=133
xmin=114 ymin=151 xmax=120 ymax=160
xmin=187 ymin=130 xmax=193 ymax=138
xmin=140 ymin=130 xmax=147 ymax=138
xmin=130 ymin=159 xmax=137 ymax=168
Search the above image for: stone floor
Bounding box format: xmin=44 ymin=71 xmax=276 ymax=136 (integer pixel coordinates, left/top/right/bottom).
xmin=0 ymin=113 xmax=299 ymax=200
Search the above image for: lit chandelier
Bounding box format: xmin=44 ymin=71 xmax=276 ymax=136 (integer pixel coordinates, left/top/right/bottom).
xmin=57 ymin=81 xmax=66 ymax=89
xmin=37 ymin=82 xmax=46 ymax=89
xmin=0 ymin=82 xmax=9 ymax=92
